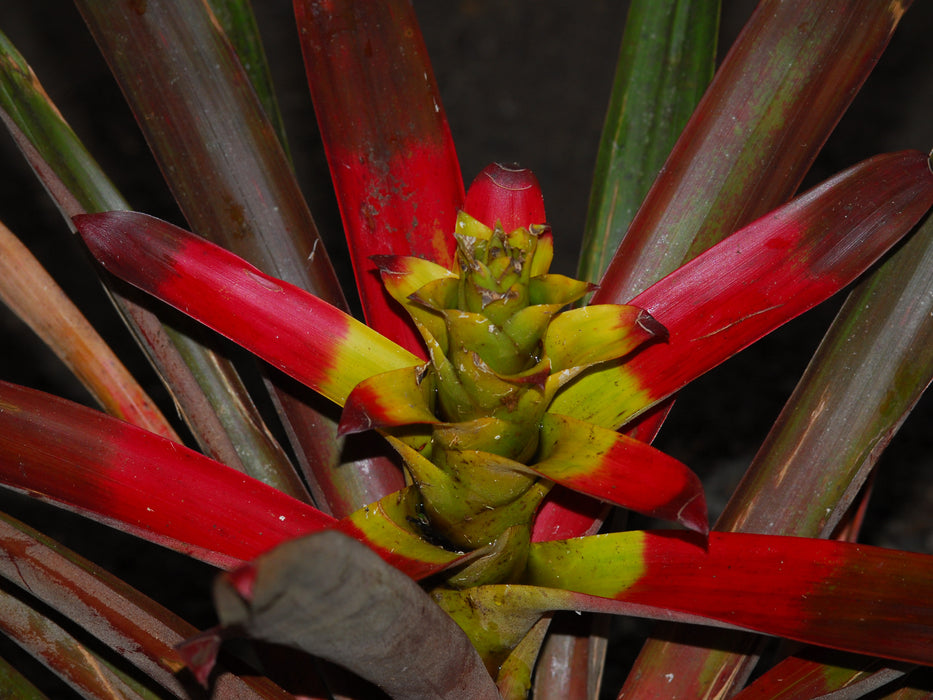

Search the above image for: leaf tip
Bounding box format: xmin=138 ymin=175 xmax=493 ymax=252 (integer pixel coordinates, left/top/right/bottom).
xmin=176 ymin=627 xmax=224 ymax=687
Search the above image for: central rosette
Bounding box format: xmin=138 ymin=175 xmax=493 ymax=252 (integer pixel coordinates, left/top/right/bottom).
xmin=338 ymin=163 xmax=676 ymax=587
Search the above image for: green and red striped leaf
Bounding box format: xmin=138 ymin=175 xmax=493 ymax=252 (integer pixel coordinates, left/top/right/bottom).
xmin=0 ymin=381 xmax=333 ymax=569
xmin=524 ymin=530 xmax=933 ymax=666
xmin=595 ymin=0 xmax=911 ymax=304
xmin=293 ymin=0 xmax=464 ymax=354
xmin=0 ymin=512 xmax=292 ymax=698
xmin=74 ymin=211 xmax=421 ymax=407
xmin=551 ymin=150 xmax=933 ymax=430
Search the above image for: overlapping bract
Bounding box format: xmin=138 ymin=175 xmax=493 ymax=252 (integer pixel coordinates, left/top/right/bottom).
xmin=339 ymin=164 xmax=708 ymax=584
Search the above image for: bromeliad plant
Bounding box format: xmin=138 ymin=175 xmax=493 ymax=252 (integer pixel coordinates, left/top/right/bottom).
xmin=0 ymin=1 xmax=932 ymax=698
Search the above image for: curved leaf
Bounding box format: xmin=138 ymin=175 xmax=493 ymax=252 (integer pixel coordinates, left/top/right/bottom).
xmin=552 ymin=150 xmax=933 ymax=430
xmin=534 ymin=413 xmax=707 ymax=533
xmin=333 ymin=487 xmax=466 ymax=580
xmin=75 ymin=211 xmax=422 ymax=407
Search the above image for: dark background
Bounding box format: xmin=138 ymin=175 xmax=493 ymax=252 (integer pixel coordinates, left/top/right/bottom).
xmin=0 ymin=1 xmax=931 ymax=693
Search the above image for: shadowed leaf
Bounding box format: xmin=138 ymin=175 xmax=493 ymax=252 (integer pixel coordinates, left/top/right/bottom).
xmin=732 ymin=650 xmax=908 ymax=700
xmin=0 ymin=512 xmax=293 ymax=698
xmin=205 ymin=530 xmax=501 ymax=700
xmin=578 ymin=0 xmax=718 ymax=284
xmin=0 ymin=218 xmax=176 ymax=441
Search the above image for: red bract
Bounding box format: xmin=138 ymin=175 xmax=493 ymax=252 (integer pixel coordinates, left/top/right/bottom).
xmin=464 ymin=163 xmax=548 ymax=232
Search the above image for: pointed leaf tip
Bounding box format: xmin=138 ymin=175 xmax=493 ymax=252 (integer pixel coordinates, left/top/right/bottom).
xmin=227 ymin=563 xmax=258 ymax=602
xmin=636 ymin=308 xmax=669 ymax=342
xmin=176 ymin=628 xmax=223 ymax=687
xmin=464 ymin=163 xmax=546 ymax=231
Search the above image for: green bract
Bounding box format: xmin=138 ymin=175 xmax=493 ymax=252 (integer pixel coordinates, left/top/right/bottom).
xmin=352 ymin=208 xmax=662 ymax=585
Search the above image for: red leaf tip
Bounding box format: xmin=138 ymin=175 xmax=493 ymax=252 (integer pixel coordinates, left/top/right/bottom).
xmin=226 ymin=562 xmax=258 ymax=601
xmin=176 ymin=628 xmax=223 ymax=686
xmin=464 ymin=162 xmax=546 ymax=232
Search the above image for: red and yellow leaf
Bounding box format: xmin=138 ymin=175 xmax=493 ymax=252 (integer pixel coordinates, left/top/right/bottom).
xmin=333 ymin=487 xmax=466 ymax=580
xmin=552 ymin=151 xmax=933 ymax=430
xmin=525 ymin=530 xmax=933 ymax=666
xmin=75 ymin=211 xmax=421 ymax=407
xmin=338 ymin=364 xmax=437 ymax=435
xmin=535 ymin=413 xmax=707 ymax=533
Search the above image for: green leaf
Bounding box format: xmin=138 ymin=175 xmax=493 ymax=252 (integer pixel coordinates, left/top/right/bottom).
xmin=543 ymin=304 xmax=665 ymax=372
xmin=578 ymin=0 xmax=718 ymax=284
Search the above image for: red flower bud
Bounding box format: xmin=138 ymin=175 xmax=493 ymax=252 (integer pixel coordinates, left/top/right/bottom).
xmin=463 ymin=163 xmax=546 ymax=231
